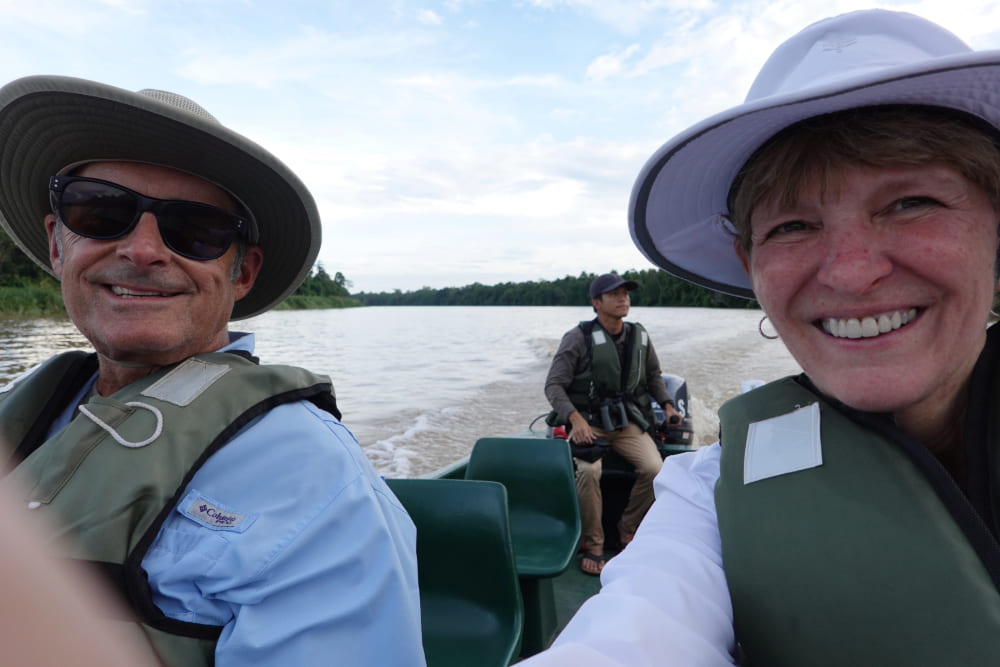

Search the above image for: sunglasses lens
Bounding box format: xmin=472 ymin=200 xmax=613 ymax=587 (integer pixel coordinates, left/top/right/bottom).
xmin=157 ymin=204 xmax=237 ymax=260
xmin=54 ymin=178 xmax=241 ymax=261
xmin=58 ymin=181 xmax=137 ymax=239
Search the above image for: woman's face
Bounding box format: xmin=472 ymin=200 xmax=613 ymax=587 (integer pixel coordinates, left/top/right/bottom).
xmin=737 ymin=163 xmax=999 ymax=424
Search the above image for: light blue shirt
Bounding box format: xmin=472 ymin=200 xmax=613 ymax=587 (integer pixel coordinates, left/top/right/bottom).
xmin=49 ymin=333 xmax=426 ymax=666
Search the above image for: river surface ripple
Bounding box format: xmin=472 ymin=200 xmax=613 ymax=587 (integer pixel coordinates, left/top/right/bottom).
xmin=0 ymin=306 xmax=801 ymax=477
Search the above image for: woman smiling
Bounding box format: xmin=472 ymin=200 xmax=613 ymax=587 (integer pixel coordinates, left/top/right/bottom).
xmin=520 ymin=9 xmax=1000 ymax=667
xmin=733 ymin=107 xmax=1000 ymax=474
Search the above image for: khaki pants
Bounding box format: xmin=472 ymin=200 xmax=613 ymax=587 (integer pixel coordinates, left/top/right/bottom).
xmin=573 ymin=422 xmax=662 ymax=553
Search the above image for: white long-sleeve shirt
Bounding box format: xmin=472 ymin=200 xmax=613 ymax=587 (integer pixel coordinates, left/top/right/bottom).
xmin=519 ymin=444 xmax=737 ymax=666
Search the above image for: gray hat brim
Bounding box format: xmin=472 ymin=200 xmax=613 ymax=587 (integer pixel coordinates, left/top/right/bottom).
xmin=629 ymin=11 xmax=1000 ymax=299
xmin=0 ymin=75 xmax=320 ymax=320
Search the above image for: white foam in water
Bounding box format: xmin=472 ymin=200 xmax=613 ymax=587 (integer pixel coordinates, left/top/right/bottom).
xmin=366 ymin=413 xmax=435 ymax=478
xmin=5 ymin=306 xmax=802 ymax=477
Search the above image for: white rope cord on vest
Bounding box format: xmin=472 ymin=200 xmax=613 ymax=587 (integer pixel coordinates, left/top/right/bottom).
xmin=77 ymin=401 xmax=164 ymax=448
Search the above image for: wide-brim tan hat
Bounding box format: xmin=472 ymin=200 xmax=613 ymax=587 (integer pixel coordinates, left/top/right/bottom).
xmin=0 ymin=75 xmax=321 ymax=320
xmin=629 ymin=9 xmax=1000 ymax=298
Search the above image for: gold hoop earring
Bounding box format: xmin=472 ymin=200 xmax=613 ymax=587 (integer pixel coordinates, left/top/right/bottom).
xmin=758 ymin=315 xmax=779 ymax=340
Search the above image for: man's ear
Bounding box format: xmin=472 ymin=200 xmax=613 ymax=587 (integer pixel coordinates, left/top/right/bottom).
xmin=233 ymin=246 xmax=264 ymax=301
xmin=45 ymin=214 xmax=63 ymax=278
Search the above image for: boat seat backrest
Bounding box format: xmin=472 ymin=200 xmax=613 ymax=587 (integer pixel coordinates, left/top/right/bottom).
xmin=465 ymin=437 xmax=581 ymax=578
xmin=384 ymin=478 xmax=523 ymax=667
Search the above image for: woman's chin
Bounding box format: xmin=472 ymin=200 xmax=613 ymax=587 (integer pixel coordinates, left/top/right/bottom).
xmin=810 ymin=376 xmax=923 ymax=415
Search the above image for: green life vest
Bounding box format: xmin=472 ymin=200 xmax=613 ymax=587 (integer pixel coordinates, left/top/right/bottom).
xmin=716 ymin=366 xmax=1000 ymax=666
xmin=565 ymin=319 xmax=654 ymax=430
xmin=0 ymin=350 xmax=340 ymax=667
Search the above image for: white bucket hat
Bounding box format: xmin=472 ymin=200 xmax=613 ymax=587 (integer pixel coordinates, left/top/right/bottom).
xmin=0 ymin=75 xmax=321 ymax=320
xmin=629 ymin=9 xmax=1000 ymax=298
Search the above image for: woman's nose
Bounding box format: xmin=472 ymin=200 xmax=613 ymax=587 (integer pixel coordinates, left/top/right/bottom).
xmin=815 ymin=224 xmax=892 ymax=294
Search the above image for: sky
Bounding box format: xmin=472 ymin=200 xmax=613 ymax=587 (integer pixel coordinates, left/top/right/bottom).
xmin=1 ymin=0 xmax=999 ymax=293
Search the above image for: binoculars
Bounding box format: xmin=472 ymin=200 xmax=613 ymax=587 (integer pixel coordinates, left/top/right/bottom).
xmin=598 ymin=400 xmax=629 ymax=431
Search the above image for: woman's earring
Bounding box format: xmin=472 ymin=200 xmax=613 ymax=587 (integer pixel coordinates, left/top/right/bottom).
xmin=758 ymin=315 xmax=779 ymax=340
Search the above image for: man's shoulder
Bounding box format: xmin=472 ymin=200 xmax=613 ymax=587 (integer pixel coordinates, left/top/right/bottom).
xmin=216 ymin=400 xmax=367 ymax=490
xmin=556 ymin=325 xmax=589 ymax=351
xmin=568 ymin=318 xmax=601 ymax=337
xmin=627 ymin=320 xmax=652 ymax=340
xmin=246 ymin=399 xmax=345 ymax=442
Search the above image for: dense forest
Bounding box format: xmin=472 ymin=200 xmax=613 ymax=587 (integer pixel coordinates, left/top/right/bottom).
xmin=0 ymin=227 xmax=361 ymax=315
xmin=355 ymin=269 xmax=756 ymax=308
xmin=0 ymin=226 xmax=754 ymax=314
xmin=0 ymin=226 xmax=64 ymax=315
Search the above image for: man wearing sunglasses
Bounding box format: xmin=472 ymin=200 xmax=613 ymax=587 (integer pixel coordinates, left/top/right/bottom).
xmin=0 ymin=77 xmax=425 ymax=666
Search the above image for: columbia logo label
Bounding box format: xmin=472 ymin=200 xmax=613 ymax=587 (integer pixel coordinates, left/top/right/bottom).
xmin=188 ymin=498 xmax=246 ymax=529
xmin=821 ymin=38 xmax=857 ymax=53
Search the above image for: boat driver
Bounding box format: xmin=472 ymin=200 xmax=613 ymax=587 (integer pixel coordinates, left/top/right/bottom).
xmin=545 ymin=273 xmax=680 ymax=575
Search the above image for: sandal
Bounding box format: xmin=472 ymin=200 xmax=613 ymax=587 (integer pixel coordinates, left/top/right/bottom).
xmin=580 ymin=552 xmax=605 ymax=576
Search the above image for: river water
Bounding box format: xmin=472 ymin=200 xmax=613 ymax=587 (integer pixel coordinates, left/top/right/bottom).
xmin=0 ymin=306 xmax=802 ymax=478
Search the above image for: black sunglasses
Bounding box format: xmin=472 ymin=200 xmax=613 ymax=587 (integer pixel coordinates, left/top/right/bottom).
xmin=49 ymin=175 xmax=257 ymax=261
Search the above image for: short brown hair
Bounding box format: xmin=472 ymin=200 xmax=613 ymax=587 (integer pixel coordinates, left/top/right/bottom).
xmin=727 ymin=106 xmax=1000 ymax=252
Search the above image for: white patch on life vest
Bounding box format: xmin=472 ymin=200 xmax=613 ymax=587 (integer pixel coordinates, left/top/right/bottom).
xmin=592 ymin=330 xmax=607 ymax=345
xmin=179 ymin=490 xmax=256 ymax=533
xmin=744 ymin=403 xmax=823 ymax=484
xmin=141 ymin=358 xmax=230 ymax=406
xmin=640 ymin=330 xmax=648 ymax=346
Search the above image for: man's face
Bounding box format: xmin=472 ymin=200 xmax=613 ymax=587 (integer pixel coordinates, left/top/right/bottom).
xmin=46 ymin=161 xmax=263 ymax=367
xmin=593 ymin=286 xmax=631 ymax=319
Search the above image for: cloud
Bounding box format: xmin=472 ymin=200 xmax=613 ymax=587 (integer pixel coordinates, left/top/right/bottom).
xmin=522 ymin=0 xmax=714 ymax=34
xmin=277 ymin=128 xmax=658 ymax=291
xmin=586 ymin=43 xmax=640 ymax=81
xmin=174 ymin=24 xmax=435 ymax=87
xmin=2 ymin=0 xmax=1000 ymax=295
xmin=417 ymin=8 xmax=444 ymax=25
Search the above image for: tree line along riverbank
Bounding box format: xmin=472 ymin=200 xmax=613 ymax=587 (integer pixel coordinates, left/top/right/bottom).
xmin=0 ymin=228 xmax=754 ymax=316
xmin=0 ymin=226 xmax=362 ymax=316
xmin=353 ymin=269 xmax=756 ymax=308
xmin=0 ymin=267 xmax=756 ymax=317
xmin=0 ymin=266 xmax=360 ymax=317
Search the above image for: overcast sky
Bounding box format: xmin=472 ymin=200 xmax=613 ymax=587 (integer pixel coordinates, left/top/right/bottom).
xmin=2 ymin=0 xmax=999 ymax=292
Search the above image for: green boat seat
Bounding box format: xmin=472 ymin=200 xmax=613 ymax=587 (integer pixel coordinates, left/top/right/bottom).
xmin=464 ymin=437 xmax=582 ymax=656
xmin=385 ymin=478 xmax=523 ymax=667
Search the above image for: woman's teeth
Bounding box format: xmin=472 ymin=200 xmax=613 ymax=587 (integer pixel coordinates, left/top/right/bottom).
xmin=821 ymin=308 xmax=918 ymax=339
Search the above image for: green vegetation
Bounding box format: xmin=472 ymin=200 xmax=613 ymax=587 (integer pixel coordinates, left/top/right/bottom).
xmin=0 ymin=219 xmax=363 ymax=315
xmin=0 ymin=260 xmax=363 ymax=317
xmin=0 ymin=226 xmax=66 ymax=316
xmin=275 ymin=265 xmax=362 ymax=310
xmin=0 ymin=282 xmax=66 ymax=316
xmin=0 ymin=228 xmax=751 ymax=315
xmin=355 ymin=269 xmax=757 ymax=308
